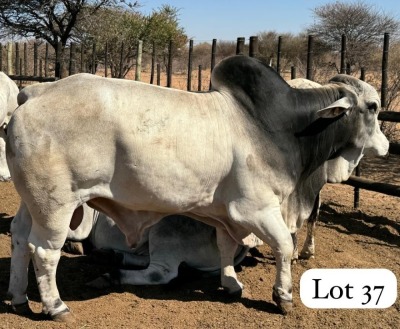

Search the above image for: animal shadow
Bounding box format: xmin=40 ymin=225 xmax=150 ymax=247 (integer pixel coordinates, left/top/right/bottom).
xmin=0 ymin=246 xmax=281 ymax=320
xmin=0 ymin=213 xmax=12 ymax=235
xmin=319 ymin=203 xmax=400 ymax=247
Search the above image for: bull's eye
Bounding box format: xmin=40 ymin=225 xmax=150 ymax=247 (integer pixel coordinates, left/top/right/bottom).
xmin=367 ymin=102 xmax=378 ymax=113
xmin=1 ymin=123 xmax=7 ymax=135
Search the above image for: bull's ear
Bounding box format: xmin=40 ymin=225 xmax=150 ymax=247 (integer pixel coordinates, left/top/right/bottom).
xmin=316 ymin=97 xmax=353 ymax=118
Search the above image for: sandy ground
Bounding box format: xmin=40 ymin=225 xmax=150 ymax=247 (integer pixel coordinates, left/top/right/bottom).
xmin=0 ymin=155 xmax=399 ymax=329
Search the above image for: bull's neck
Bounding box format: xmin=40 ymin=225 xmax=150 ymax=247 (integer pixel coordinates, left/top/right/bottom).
xmin=292 ymin=86 xmax=354 ymax=179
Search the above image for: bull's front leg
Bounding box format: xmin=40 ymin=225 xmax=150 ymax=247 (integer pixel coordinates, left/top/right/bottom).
xmin=8 ymin=202 xmax=33 ymax=315
xmin=216 ymin=227 xmax=244 ymax=295
xmin=228 ymin=201 xmax=293 ymax=314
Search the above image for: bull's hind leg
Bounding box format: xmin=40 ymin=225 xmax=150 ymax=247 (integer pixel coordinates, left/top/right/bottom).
xmin=26 ymin=205 xmax=78 ymax=323
xmin=228 ymin=201 xmax=293 ymax=314
xmin=8 ymin=202 xmax=33 ymax=314
xmin=291 ymin=232 xmax=299 ymax=263
xmin=299 ymin=194 xmax=320 ymax=259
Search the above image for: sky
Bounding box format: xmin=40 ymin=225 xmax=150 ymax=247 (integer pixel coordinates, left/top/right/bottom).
xmin=137 ymin=0 xmax=400 ymax=42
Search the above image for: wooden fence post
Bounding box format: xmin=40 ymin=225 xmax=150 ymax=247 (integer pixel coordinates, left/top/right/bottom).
xmin=24 ymin=43 xmax=27 ymax=76
xmin=69 ymin=42 xmax=76 ymax=76
xmin=209 ymin=39 xmax=217 ymax=90
xmin=353 ymin=68 xmax=367 ymax=209
xmin=249 ymin=36 xmax=258 ymax=58
xmin=33 ymin=42 xmax=38 ymax=76
xmin=236 ymin=37 xmax=245 ymax=55
xmin=119 ymin=42 xmax=124 ymax=78
xmin=92 ymin=43 xmax=96 ymax=74
xmin=353 ymin=165 xmax=361 ymax=208
xmin=15 ymin=43 xmax=19 ymax=76
xmin=198 ymin=65 xmax=202 ymax=91
xmin=135 ymin=40 xmax=143 ymax=81
xmin=381 ymin=32 xmax=389 ymax=110
xmin=45 ymin=43 xmax=49 ymax=77
xmin=340 ymin=34 xmax=346 ymax=74
xmin=104 ymin=41 xmax=108 ymax=78
xmin=55 ymin=41 xmax=62 ymax=78
xmin=360 ymin=67 xmax=365 ymax=81
xmin=187 ymin=39 xmax=193 ymax=91
xmin=276 ymin=36 xmax=282 ymax=74
xmin=80 ymin=44 xmax=84 ymax=73
xmin=346 ymin=62 xmax=351 ymax=74
xmin=7 ymin=43 xmax=13 ymax=75
xmin=156 ymin=63 xmax=161 ymax=86
xmin=167 ymin=40 xmax=173 ymax=88
xmin=291 ymin=66 xmax=296 ymax=79
xmin=306 ymin=35 xmax=314 ymax=80
xmin=150 ymin=42 xmax=156 ymax=84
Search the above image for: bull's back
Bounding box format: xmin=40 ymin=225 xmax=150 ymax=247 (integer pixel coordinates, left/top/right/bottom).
xmin=8 ymin=74 xmax=236 ymax=211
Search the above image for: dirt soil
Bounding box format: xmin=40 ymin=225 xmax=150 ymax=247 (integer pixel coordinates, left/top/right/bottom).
xmin=0 ymin=156 xmax=399 ymax=329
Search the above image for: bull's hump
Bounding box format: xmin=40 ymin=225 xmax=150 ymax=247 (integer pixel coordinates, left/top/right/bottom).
xmin=210 ymin=56 xmax=292 ymax=120
xmin=211 ymin=56 xmax=289 ymax=95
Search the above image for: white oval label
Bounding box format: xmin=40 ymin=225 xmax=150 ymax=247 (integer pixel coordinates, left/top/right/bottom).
xmin=300 ymin=269 xmax=397 ymax=308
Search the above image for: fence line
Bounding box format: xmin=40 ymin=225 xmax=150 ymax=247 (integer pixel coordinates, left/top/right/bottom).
xmin=2 ymin=34 xmax=399 ymax=208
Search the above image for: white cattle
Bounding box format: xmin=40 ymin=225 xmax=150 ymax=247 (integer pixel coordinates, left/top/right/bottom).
xmin=7 ymin=56 xmax=389 ymax=322
xmin=287 ymin=78 xmax=323 ymax=260
xmin=287 ymin=77 xmax=368 ymax=261
xmin=0 ymin=72 xmax=19 ymax=181
xmin=65 ymin=205 xmax=262 ymax=286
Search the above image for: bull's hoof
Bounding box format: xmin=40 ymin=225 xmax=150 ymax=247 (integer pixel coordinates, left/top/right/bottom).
xmin=52 ymin=310 xmax=76 ymax=323
xmin=222 ymin=276 xmax=244 ymax=296
xmin=11 ymin=301 xmax=33 ymax=315
xmin=299 ymin=252 xmax=315 ymax=260
xmin=299 ymin=247 xmax=315 ymax=260
xmin=63 ymin=241 xmax=85 ymax=255
xmin=272 ymin=288 xmax=293 ymax=315
xmin=225 ymin=287 xmax=243 ymax=298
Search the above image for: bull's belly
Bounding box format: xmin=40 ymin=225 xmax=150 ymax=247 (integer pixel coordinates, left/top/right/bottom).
xmin=102 ymin=155 xmax=227 ymax=213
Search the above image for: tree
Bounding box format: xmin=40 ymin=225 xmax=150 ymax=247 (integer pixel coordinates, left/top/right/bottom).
xmin=142 ymin=5 xmax=186 ymax=50
xmin=0 ymin=0 xmax=137 ymax=76
xmin=76 ymin=4 xmax=187 ymax=78
xmin=75 ymin=6 xmax=146 ymax=77
xmin=257 ymin=31 xmax=329 ymax=79
xmin=307 ymin=0 xmax=400 ymax=67
xmin=130 ymin=4 xmax=187 ymax=72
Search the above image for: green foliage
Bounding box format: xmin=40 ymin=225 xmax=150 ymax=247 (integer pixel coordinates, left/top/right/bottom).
xmin=0 ymin=0 xmax=126 ymax=47
xmin=142 ymin=5 xmax=187 ymax=51
xmin=75 ymin=4 xmax=187 ymax=77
